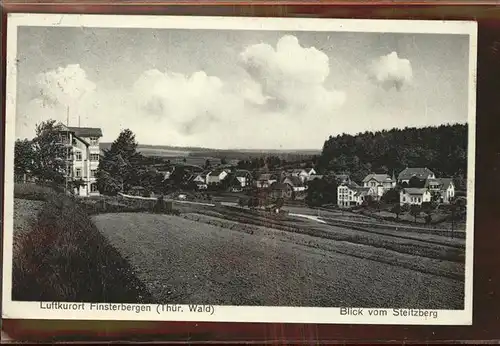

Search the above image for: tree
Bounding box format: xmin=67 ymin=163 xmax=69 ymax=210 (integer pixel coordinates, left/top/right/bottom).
xmin=221 ymin=157 xmax=227 ymax=165
xmin=381 ymin=188 xmax=400 ymax=204
xmin=204 ymin=159 xmax=211 ymax=169
xmin=421 ymin=201 xmax=434 ymax=224
xmin=391 ymin=204 xmax=402 ymax=220
xmin=305 ymin=177 xmax=338 ymax=207
xmin=109 ymin=129 xmax=138 ymax=161
xmin=31 ymin=120 xmax=67 ymax=186
xmin=408 ymin=176 xmax=425 ymax=188
xmin=14 ymin=139 xmax=35 ymax=180
xmin=96 ymin=129 xmax=140 ymax=195
xmin=410 ymin=204 xmax=421 ymax=223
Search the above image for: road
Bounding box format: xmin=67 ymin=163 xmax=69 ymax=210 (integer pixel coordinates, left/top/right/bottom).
xmin=93 ymin=212 xmax=464 ymax=309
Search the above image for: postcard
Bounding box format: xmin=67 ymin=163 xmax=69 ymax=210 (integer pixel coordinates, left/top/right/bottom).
xmin=2 ymin=13 xmax=477 ymax=325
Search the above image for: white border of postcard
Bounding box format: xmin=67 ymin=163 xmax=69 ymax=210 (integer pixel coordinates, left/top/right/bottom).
xmin=3 ymin=13 xmax=477 ymax=325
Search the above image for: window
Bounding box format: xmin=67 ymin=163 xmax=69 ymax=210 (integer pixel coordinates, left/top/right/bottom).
xmin=75 ymin=168 xmax=81 ymax=178
xmin=90 ymin=169 xmax=97 ymax=178
xmin=90 ymin=137 xmax=99 ymax=146
xmin=90 ymin=183 xmax=98 ymax=192
xmin=90 ymin=154 xmax=100 ymax=162
xmin=75 ymin=152 xmax=82 ymax=161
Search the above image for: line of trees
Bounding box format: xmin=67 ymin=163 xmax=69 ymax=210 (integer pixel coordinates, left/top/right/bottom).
xmin=318 ymin=124 xmax=468 ymax=188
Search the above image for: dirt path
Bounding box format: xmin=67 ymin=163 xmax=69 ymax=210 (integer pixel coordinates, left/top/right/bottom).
xmin=93 ymin=212 xmax=464 ymax=309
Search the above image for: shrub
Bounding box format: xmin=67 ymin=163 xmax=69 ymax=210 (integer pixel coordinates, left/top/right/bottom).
xmin=14 ymin=183 xmax=59 ymax=201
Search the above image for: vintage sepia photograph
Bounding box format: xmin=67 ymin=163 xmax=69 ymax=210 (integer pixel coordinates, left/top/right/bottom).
xmin=2 ymin=14 xmax=476 ymax=324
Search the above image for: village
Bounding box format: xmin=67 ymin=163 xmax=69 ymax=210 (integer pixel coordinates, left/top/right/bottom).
xmin=39 ymin=124 xmax=466 ymax=229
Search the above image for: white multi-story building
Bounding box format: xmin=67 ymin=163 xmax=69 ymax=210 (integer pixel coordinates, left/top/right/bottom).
xmin=60 ymin=125 xmax=103 ymax=197
xmin=337 ymin=182 xmax=374 ymax=208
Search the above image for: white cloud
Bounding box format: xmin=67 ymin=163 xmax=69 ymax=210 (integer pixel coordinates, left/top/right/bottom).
xmin=17 ymin=36 xmax=348 ymax=149
xmin=369 ymin=51 xmax=413 ymax=91
xmin=33 ymin=64 xmax=96 ymax=107
xmin=240 ymin=35 xmax=346 ymax=112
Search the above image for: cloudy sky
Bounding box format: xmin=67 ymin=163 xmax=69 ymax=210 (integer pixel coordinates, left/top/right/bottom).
xmin=14 ymin=27 xmax=470 ymax=149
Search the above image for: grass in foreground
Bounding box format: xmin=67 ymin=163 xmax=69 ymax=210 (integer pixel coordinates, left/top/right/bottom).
xmin=12 ymin=186 xmax=153 ymax=303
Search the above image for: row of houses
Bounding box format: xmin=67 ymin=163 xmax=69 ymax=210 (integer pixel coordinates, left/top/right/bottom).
xmin=181 ymin=167 xmax=316 ymax=194
xmin=337 ymin=168 xmax=456 ymax=208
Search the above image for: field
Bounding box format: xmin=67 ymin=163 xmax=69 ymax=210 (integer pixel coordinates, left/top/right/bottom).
xmin=93 ymin=208 xmax=465 ymax=308
xmin=11 ymin=183 xmax=465 ymax=308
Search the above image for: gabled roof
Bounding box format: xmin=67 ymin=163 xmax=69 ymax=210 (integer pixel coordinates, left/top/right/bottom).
xmin=234 ymin=170 xmax=251 ymax=178
xmin=270 ymin=183 xmax=290 ymax=191
xmin=398 ymin=167 xmax=435 ymax=181
xmin=335 ymin=173 xmax=350 ymax=180
xmin=208 ymin=168 xmax=227 ymax=176
xmin=309 ymin=174 xmax=324 ymax=180
xmin=363 ymin=174 xmax=393 ymax=183
xmin=354 ymin=187 xmax=372 ymax=196
xmin=288 ymin=169 xmax=306 ymax=174
xmin=67 ymin=126 xmax=103 ymax=138
xmin=402 ymin=187 xmax=429 ymax=195
xmin=283 ymin=175 xmax=303 ymax=187
xmin=257 ymin=173 xmax=276 ymax=181
xmin=425 ymin=178 xmax=454 ymax=190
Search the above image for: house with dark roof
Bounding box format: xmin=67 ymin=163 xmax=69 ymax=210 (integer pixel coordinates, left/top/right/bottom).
xmin=206 ymin=168 xmax=230 ymax=185
xmin=362 ymin=173 xmax=397 ymax=199
xmin=425 ymin=178 xmax=456 ymax=204
xmin=286 ymin=167 xmax=316 ymax=182
xmin=282 ymin=175 xmax=307 ymax=193
xmin=255 ymin=173 xmax=278 ymax=189
xmin=337 ymin=182 xmax=374 ymax=207
xmin=333 ymin=173 xmax=351 ymax=184
xmin=58 ymin=124 xmax=103 ymax=197
xmin=233 ymin=170 xmax=253 ymax=188
xmin=399 ymin=187 xmax=432 ymax=206
xmin=269 ymin=182 xmax=293 ymax=200
xmin=397 ymin=167 xmax=436 ymax=184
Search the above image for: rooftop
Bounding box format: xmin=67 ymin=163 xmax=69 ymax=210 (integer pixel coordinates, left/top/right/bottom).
xmin=398 ymin=167 xmax=435 ymax=180
xmin=425 ymin=178 xmax=454 ymax=190
xmin=67 ymin=126 xmax=103 ymax=138
xmin=363 ymin=173 xmax=394 ymax=183
xmin=403 ymin=187 xmax=429 ymax=195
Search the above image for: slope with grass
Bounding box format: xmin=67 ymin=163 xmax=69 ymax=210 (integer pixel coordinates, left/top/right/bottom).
xmin=11 ymin=185 xmax=153 ymax=303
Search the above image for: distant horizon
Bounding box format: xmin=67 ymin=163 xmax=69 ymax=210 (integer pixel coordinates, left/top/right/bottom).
xmin=98 ymin=121 xmax=467 ymax=152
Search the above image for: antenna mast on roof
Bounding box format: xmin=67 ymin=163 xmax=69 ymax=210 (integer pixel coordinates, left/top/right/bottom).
xmin=66 ymin=106 xmax=69 ymax=126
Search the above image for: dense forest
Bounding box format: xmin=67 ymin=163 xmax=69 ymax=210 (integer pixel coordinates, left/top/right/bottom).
xmin=318 ymin=124 xmax=468 ymax=188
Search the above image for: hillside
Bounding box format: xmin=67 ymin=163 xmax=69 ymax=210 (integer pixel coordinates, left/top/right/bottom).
xmin=99 ymin=143 xmax=321 ymax=161
xmin=318 ymin=123 xmax=468 ymax=186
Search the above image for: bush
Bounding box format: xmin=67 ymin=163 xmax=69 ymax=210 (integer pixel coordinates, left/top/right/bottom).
xmin=12 ymin=194 xmax=153 ymax=303
xmin=14 ymin=183 xmax=59 ymax=201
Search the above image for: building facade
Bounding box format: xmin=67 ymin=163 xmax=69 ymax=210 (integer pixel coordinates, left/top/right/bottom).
xmin=399 ymin=188 xmax=432 ymax=206
xmin=397 ymin=167 xmax=436 ymax=185
xmin=362 ymin=173 xmax=397 ymax=199
xmin=60 ymin=125 xmax=103 ymax=197
xmin=337 ymin=182 xmax=373 ymax=207
xmin=425 ymin=178 xmax=456 ymax=204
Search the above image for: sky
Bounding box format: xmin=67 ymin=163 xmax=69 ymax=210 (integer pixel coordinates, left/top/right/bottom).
xmin=14 ymin=26 xmax=471 ymax=149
